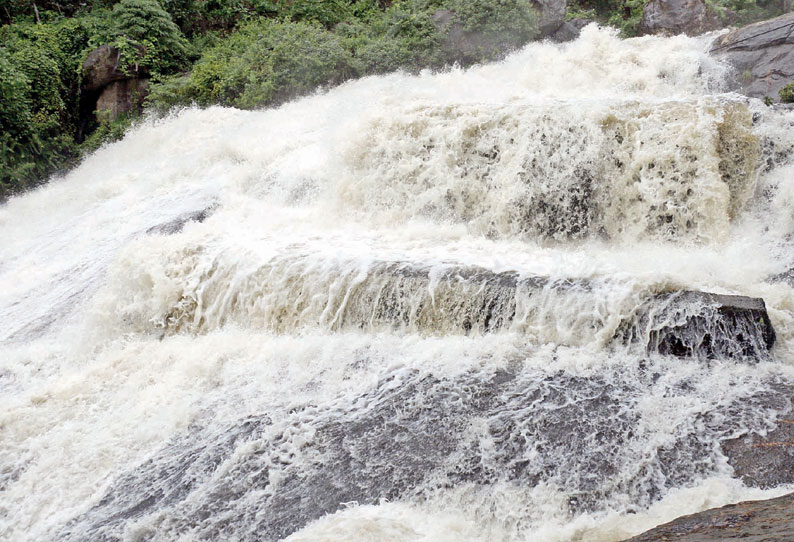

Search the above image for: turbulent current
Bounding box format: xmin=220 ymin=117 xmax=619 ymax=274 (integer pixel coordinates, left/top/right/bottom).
xmin=4 ymin=25 xmax=794 ymax=542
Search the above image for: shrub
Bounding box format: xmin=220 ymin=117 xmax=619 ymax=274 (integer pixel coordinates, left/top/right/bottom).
xmin=110 ymin=0 xmax=190 ymax=79
xmin=780 ymin=82 xmax=794 ymax=104
xmin=149 ymin=18 xmax=356 ymax=109
xmin=448 ymin=0 xmax=537 ymax=43
xmin=0 ymin=16 xmax=103 ymax=198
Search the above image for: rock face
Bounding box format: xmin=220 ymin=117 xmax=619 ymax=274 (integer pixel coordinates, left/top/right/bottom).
xmin=432 ymin=0 xmax=565 ymax=63
xmin=622 ymin=492 xmax=794 ymax=541
xmin=622 ymin=291 xmax=777 ymax=361
xmin=549 ymin=18 xmax=592 ymax=42
xmin=639 ymin=0 xmax=723 ymax=36
xmin=722 ymin=394 xmax=794 ymax=488
xmin=95 ymin=79 xmax=149 ymax=123
xmin=711 ymin=13 xmax=794 ymax=101
xmin=530 ymin=0 xmax=567 ymax=36
xmin=82 ymin=45 xmax=149 ymax=123
xmin=61 ymin=369 xmax=794 ymax=541
xmin=82 ymin=45 xmax=128 ymax=92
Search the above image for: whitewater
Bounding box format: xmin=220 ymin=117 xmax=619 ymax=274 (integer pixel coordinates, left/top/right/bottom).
xmin=3 ymin=25 xmax=794 ymax=541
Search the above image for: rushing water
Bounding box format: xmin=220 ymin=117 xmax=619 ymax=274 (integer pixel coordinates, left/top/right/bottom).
xmin=3 ymin=25 xmax=794 ymax=542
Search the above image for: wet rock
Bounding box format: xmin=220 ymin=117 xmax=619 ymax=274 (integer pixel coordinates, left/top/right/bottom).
xmin=530 ymin=0 xmax=567 ymax=36
xmin=95 ymin=79 xmax=150 ymax=124
xmin=710 ymin=13 xmax=794 ymax=101
xmin=82 ymin=45 xmax=151 ymax=123
xmin=145 ymin=206 xmax=216 ymax=236
xmin=432 ymin=0 xmax=565 ymax=64
xmin=722 ymin=394 xmax=794 ymax=488
xmin=639 ymin=0 xmax=723 ymax=36
xmin=622 ymin=291 xmax=776 ymax=361
xmin=61 ymin=368 xmax=794 ymax=541
xmin=622 ymin=492 xmax=794 ymax=541
xmin=549 ymin=18 xmax=592 ymax=42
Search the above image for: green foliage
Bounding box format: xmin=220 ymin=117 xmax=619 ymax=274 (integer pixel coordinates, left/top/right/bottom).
xmin=0 ymin=16 xmax=104 ymax=198
xmin=606 ymin=0 xmax=644 ymax=36
xmin=79 ymin=112 xmax=138 ymax=154
xmin=345 ymin=0 xmax=445 ymax=73
xmin=155 ymin=19 xmax=355 ymax=109
xmin=110 ymin=0 xmax=190 ymax=79
xmin=780 ymin=82 xmax=794 ymax=104
xmin=448 ymin=0 xmax=537 ymax=40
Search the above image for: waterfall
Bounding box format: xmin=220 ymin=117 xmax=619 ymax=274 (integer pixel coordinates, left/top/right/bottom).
xmin=2 ymin=25 xmax=794 ymax=542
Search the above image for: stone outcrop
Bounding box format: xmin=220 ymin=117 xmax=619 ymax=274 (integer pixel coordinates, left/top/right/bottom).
xmin=432 ymin=0 xmax=565 ymax=63
xmin=530 ymin=0 xmax=567 ymax=36
xmin=146 ymin=206 xmax=216 ymax=236
xmin=95 ymin=78 xmax=150 ymax=124
xmin=622 ymin=492 xmax=794 ymax=541
xmin=711 ymin=12 xmax=794 ymax=101
xmin=82 ymin=45 xmax=150 ymax=123
xmin=549 ymin=18 xmax=592 ymax=42
xmin=62 ymin=370 xmax=794 ymax=541
xmin=621 ymin=291 xmax=776 ymax=361
xmin=722 ymin=394 xmax=794 ymax=488
xmin=82 ymin=45 xmax=128 ymax=92
xmin=639 ymin=0 xmax=724 ymax=36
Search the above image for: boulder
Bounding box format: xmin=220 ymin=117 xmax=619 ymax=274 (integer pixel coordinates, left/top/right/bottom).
xmin=549 ymin=18 xmax=593 ymax=43
xmin=639 ymin=0 xmax=723 ymax=36
xmin=95 ymin=78 xmax=149 ymax=124
xmin=81 ymin=45 xmax=127 ymax=92
xmin=710 ymin=12 xmax=794 ymax=101
xmin=621 ymin=492 xmax=794 ymax=541
xmin=530 ymin=0 xmax=567 ymax=36
xmin=621 ymin=291 xmax=777 ymax=361
xmin=432 ymin=0 xmax=566 ymax=63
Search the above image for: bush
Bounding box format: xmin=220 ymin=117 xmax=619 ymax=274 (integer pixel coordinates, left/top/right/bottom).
xmin=780 ymin=82 xmax=794 ymax=104
xmin=448 ymin=0 xmax=537 ymax=43
xmin=0 ymin=16 xmax=104 ymax=198
xmin=149 ymin=18 xmax=355 ymax=109
xmin=110 ymin=0 xmax=190 ymax=79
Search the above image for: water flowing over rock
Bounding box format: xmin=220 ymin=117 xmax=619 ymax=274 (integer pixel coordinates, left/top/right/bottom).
xmin=59 ymin=367 xmax=794 ymax=541
xmin=5 ymin=26 xmax=794 ymax=542
xmin=710 ymin=12 xmax=794 ymax=101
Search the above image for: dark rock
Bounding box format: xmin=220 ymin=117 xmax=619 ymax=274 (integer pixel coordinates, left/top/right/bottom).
xmin=82 ymin=46 xmax=127 ymax=92
xmin=82 ymin=45 xmax=151 ymax=124
xmin=621 ymin=492 xmax=794 ymax=541
xmin=769 ymin=266 xmax=794 ymax=285
xmin=145 ymin=207 xmax=216 ymax=236
xmin=530 ymin=0 xmax=567 ymax=36
xmin=61 ymin=368 xmax=794 ymax=541
xmin=639 ymin=0 xmax=723 ymax=36
xmin=722 ymin=394 xmax=794 ymax=488
xmin=432 ymin=0 xmax=565 ymax=63
xmin=621 ymin=291 xmax=776 ymax=361
xmin=549 ymin=18 xmax=592 ymax=42
xmin=710 ymin=13 xmax=794 ymax=101
xmin=95 ymin=78 xmax=150 ymax=124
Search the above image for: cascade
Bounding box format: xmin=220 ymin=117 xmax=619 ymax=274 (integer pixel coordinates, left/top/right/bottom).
xmin=2 ymin=26 xmax=794 ymax=542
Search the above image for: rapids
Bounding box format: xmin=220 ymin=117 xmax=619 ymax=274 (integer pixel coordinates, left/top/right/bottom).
xmin=2 ymin=25 xmax=794 ymax=542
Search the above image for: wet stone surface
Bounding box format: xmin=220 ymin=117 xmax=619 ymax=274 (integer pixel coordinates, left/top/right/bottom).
xmin=60 ymin=366 xmax=794 ymax=541
xmin=622 ymin=491 xmax=794 ymax=542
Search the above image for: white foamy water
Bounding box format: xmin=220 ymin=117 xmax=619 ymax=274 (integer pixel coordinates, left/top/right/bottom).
xmin=2 ymin=25 xmax=794 ymax=542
